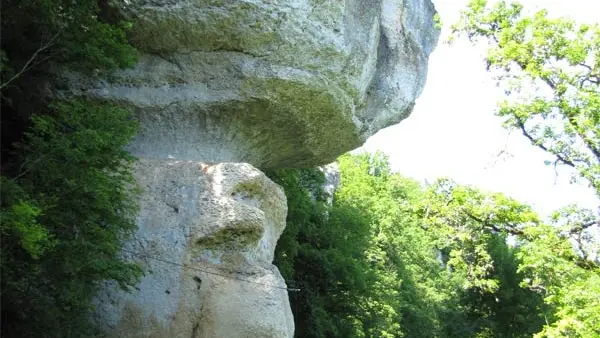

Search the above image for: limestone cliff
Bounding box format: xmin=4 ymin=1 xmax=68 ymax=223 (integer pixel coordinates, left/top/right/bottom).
xmin=94 ymin=160 xmax=294 ymax=337
xmin=60 ymin=0 xmax=438 ymax=168
xmin=81 ymin=0 xmax=439 ymax=337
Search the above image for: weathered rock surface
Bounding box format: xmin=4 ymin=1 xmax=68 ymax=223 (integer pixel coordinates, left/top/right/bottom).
xmin=88 ymin=1 xmax=440 ymax=336
xmin=62 ymin=0 xmax=439 ymax=168
xmin=94 ymin=159 xmax=294 ymax=338
xmin=321 ymin=163 xmax=341 ymax=204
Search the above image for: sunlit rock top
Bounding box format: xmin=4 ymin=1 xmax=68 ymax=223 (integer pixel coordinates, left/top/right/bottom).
xmin=63 ymin=0 xmax=439 ymax=167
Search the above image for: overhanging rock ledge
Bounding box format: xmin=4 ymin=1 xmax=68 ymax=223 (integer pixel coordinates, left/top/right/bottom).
xmin=60 ymin=0 xmax=440 ymax=168
xmin=81 ymin=1 xmax=440 ymax=337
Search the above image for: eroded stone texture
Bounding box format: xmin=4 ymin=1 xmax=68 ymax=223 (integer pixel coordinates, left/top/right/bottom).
xmin=321 ymin=162 xmax=341 ymax=204
xmin=87 ymin=1 xmax=440 ymax=336
xmin=61 ymin=0 xmax=439 ymax=168
xmin=94 ymin=159 xmax=294 ymax=338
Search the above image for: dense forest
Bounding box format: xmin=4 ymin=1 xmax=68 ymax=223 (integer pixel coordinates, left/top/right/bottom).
xmin=269 ymin=151 xmax=598 ymax=337
xmin=1 ymin=0 xmax=599 ymax=337
xmin=270 ymin=1 xmax=600 ymax=336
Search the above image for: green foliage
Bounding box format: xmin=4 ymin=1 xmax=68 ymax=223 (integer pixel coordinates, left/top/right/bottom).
xmin=518 ymin=225 xmax=600 ymax=338
xmin=268 ymin=167 xmax=373 ymax=338
xmin=434 ymin=13 xmax=444 ymax=30
xmin=1 ymin=100 xmax=141 ymax=338
xmin=1 ymin=0 xmax=137 ymax=79
xmin=421 ymin=179 xmax=539 ymax=292
xmin=421 ymin=176 xmax=600 ymax=337
xmin=452 ymin=2 xmax=600 ymax=335
xmin=0 ymin=0 xmax=138 ymax=157
xmin=336 ymin=153 xmax=449 ymax=338
xmin=0 ymin=178 xmax=52 ymax=259
xmin=1 ymin=0 xmax=140 ymax=335
xmin=418 ymin=179 xmax=550 ymax=337
xmin=451 ymin=0 xmax=599 ymax=253
xmin=450 ymin=235 xmax=548 ymax=338
xmin=271 ymin=152 xmax=597 ymax=337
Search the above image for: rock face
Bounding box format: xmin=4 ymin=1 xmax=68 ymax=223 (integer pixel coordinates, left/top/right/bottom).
xmin=94 ymin=159 xmax=294 ymax=338
xmin=63 ymin=0 xmax=439 ymax=168
xmin=87 ymin=1 xmax=439 ymax=337
xmin=321 ymin=163 xmax=341 ymax=204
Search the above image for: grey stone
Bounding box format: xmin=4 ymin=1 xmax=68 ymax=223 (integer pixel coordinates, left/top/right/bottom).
xmin=60 ymin=0 xmax=439 ymax=168
xmin=94 ymin=159 xmax=294 ymax=338
xmin=320 ymin=162 xmax=341 ymax=204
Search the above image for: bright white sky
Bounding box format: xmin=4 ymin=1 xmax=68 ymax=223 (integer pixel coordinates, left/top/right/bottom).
xmin=359 ymin=0 xmax=600 ymax=218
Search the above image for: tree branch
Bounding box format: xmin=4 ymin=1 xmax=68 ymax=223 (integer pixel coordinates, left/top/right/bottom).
xmin=533 ymin=72 xmax=600 ymax=163
xmin=464 ymin=210 xmax=525 ymax=236
xmin=511 ymin=60 xmax=600 ymax=163
xmin=568 ymin=219 xmax=599 ymax=235
xmin=516 ymin=119 xmax=577 ymax=168
xmin=466 ymin=210 xmax=599 ymax=270
xmin=562 ymin=108 xmax=600 ymax=162
xmin=0 ymin=32 xmax=60 ymax=90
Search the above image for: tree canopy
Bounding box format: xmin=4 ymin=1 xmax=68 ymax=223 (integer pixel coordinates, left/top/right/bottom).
xmin=1 ymin=1 xmax=141 ymax=337
xmin=450 ymin=2 xmax=600 ymax=335
xmin=451 ymin=0 xmax=599 ymax=230
xmin=269 ymin=153 xmax=558 ymax=338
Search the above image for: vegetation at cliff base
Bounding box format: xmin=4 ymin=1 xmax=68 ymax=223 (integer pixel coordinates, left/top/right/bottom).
xmin=270 ymin=151 xmax=598 ymax=338
xmin=270 ymin=154 xmax=537 ymax=337
xmin=269 ymin=1 xmax=599 ymax=337
xmin=1 ymin=1 xmax=141 ymax=337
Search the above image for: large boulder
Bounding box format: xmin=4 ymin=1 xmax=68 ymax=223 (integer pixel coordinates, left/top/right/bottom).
xmin=94 ymin=159 xmax=294 ymax=338
xmin=61 ymin=0 xmax=439 ymax=168
xmin=85 ymin=1 xmax=440 ymax=336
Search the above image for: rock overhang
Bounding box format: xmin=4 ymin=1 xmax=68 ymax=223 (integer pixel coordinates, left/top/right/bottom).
xmin=61 ymin=0 xmax=439 ymax=168
xmin=84 ymin=1 xmax=440 ymax=337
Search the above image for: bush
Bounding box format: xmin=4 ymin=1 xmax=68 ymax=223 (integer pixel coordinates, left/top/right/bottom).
xmin=1 ymin=100 xmax=142 ymax=338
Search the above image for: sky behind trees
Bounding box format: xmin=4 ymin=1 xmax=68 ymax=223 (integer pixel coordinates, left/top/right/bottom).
xmin=360 ymin=0 xmax=600 ymax=217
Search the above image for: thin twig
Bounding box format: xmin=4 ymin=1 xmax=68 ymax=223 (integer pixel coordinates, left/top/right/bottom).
xmin=0 ymin=32 xmax=61 ymax=90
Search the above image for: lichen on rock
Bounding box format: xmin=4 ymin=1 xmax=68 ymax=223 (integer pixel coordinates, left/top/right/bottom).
xmin=86 ymin=0 xmax=440 ymax=336
xmin=61 ymin=0 xmax=440 ymax=168
xmin=94 ymin=159 xmax=293 ymax=338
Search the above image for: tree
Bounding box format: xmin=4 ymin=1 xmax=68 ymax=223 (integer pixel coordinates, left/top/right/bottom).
xmin=421 ymin=176 xmax=600 ymax=337
xmin=268 ymin=167 xmax=373 ymax=338
xmin=1 ymin=0 xmax=138 ymax=173
xmin=1 ymin=0 xmax=136 ymax=88
xmin=269 ymin=154 xmax=455 ymax=338
xmin=1 ymin=1 xmax=141 ymax=335
xmin=271 ymin=152 xmax=587 ymax=337
xmin=518 ymin=224 xmax=600 ymax=337
xmin=420 ymin=179 xmax=553 ymax=337
xmin=336 ymin=153 xmax=452 ymax=338
xmin=451 ymin=0 xmax=599 ymax=241
xmin=452 ymin=0 xmax=599 ymax=193
xmin=452 ymin=4 xmax=600 ymax=334
xmin=1 ymin=101 xmax=142 ymax=337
